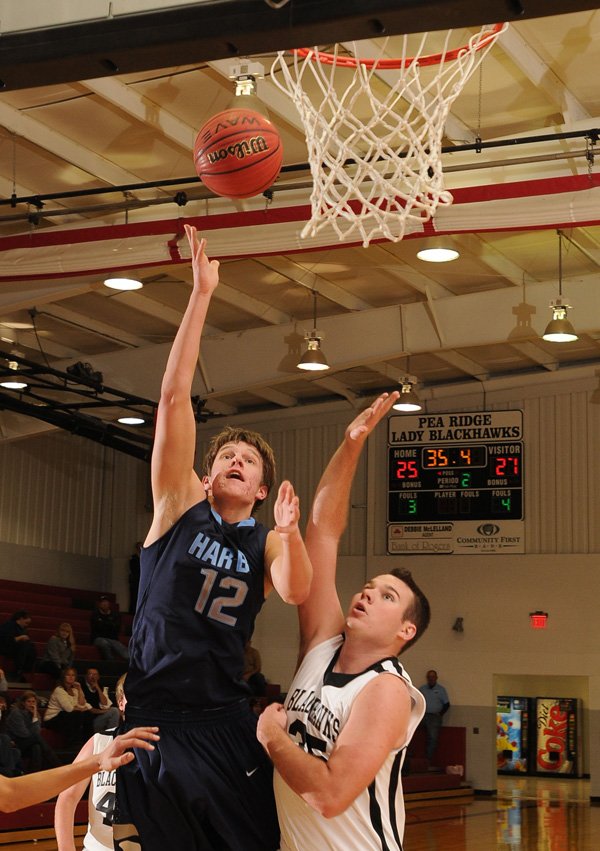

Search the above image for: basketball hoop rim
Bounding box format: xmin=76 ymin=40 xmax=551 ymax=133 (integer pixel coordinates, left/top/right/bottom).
xmin=294 ymin=23 xmax=505 ymax=69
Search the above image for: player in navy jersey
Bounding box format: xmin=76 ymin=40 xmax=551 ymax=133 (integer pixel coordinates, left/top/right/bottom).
xmin=257 ymin=393 xmax=430 ymax=850
xmin=114 ymin=224 xmax=312 ymax=851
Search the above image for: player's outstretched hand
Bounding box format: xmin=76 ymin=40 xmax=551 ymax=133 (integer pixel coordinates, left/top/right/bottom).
xmin=256 ymin=703 xmax=287 ymax=747
xmin=184 ymin=224 xmax=220 ymax=297
xmin=97 ymin=727 xmax=159 ymax=772
xmin=274 ymin=480 xmax=301 ymax=537
xmin=346 ymin=392 xmax=400 ymax=444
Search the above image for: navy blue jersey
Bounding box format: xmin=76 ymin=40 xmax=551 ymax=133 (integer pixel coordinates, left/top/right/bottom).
xmin=125 ymin=500 xmax=269 ymax=710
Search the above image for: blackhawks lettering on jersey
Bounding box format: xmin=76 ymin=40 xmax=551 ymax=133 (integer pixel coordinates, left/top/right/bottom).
xmin=275 ymin=634 xmax=426 ymax=851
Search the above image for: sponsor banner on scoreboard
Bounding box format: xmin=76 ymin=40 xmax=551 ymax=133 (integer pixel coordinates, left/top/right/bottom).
xmin=387 ymin=518 xmax=525 ymax=554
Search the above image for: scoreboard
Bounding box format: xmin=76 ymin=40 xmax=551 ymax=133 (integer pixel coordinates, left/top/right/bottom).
xmin=387 ymin=410 xmax=524 ymax=555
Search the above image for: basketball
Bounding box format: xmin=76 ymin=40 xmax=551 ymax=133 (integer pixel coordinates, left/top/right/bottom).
xmin=193 ymin=107 xmax=283 ymax=199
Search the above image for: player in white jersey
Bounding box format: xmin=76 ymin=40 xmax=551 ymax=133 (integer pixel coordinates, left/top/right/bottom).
xmin=55 ymin=675 xmax=127 ymax=851
xmin=257 ymin=393 xmax=430 ymax=851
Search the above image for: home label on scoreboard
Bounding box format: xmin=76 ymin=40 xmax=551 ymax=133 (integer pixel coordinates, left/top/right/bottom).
xmin=387 ymin=410 xmax=524 ymax=555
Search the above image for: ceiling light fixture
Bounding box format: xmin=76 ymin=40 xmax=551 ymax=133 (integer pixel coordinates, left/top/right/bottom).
xmin=297 ymin=290 xmax=329 ymax=372
xmin=0 ymin=360 xmax=28 ymax=391
xmin=417 ymin=246 xmax=459 ymax=263
xmin=118 ymin=416 xmax=145 ymax=425
xmin=542 ymin=231 xmax=578 ymax=343
xmin=104 ymin=277 xmax=143 ymax=291
xmin=392 ymin=375 xmax=422 ymax=412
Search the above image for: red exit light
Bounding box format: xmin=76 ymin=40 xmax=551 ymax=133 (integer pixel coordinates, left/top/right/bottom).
xmin=530 ymin=611 xmax=548 ymax=629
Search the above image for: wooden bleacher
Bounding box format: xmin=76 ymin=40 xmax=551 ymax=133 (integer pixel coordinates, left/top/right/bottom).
xmin=0 ymin=577 xmax=131 ymax=689
xmin=403 ymin=725 xmax=473 ymax=807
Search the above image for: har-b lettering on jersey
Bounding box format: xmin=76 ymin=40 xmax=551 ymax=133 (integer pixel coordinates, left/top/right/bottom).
xmin=126 ymin=500 xmax=268 ymax=710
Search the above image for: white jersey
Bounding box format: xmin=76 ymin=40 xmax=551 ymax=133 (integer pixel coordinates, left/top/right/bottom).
xmin=274 ymin=635 xmax=425 ymax=851
xmin=85 ymin=730 xmax=117 ymax=851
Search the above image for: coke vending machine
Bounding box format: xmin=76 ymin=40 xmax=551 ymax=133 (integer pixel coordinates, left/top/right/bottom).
xmin=535 ymin=697 xmax=580 ymax=777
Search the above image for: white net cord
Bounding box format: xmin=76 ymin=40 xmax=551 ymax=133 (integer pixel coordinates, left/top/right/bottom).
xmin=271 ymin=23 xmax=508 ymax=247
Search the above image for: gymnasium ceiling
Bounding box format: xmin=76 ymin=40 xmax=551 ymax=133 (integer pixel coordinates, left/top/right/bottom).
xmin=1 ymin=0 xmax=600 ymax=454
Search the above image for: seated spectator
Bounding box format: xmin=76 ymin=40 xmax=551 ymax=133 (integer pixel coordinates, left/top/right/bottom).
xmin=44 ymin=667 xmax=94 ymax=750
xmin=0 ymin=694 xmax=22 ymax=777
xmin=0 ymin=667 xmax=8 ymax=695
xmin=39 ymin=623 xmax=76 ymax=680
xmin=54 ymin=673 xmax=128 ymax=848
xmin=6 ymin=690 xmax=59 ymax=772
xmin=0 ymin=611 xmax=36 ymax=682
xmin=81 ymin=667 xmax=120 ymax=733
xmin=90 ymin=597 xmax=129 ymax=661
xmin=243 ymin=640 xmax=268 ymax=697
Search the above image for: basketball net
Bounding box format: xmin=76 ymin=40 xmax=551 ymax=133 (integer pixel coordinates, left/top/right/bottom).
xmin=271 ymin=23 xmax=508 ymax=247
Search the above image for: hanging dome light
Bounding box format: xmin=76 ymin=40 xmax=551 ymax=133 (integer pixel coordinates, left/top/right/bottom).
xmin=297 ymin=290 xmax=330 ymax=372
xmin=392 ymin=376 xmax=422 ymax=412
xmin=542 ymin=231 xmax=578 ymax=343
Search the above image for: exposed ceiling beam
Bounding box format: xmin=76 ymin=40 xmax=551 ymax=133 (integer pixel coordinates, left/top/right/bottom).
xmin=0 ymin=280 xmax=96 ymax=313
xmin=498 ymin=25 xmax=590 ymax=126
xmin=0 ymin=101 xmax=147 ymax=189
xmin=369 ymin=245 xmax=455 ymax=299
xmin=108 ymin=290 xmax=184 ymax=329
xmin=76 ymin=272 xmax=600 ymax=401
xmin=435 ymin=349 xmax=490 ymax=380
xmin=82 ymin=76 xmax=195 ymax=151
xmin=175 ymin=264 xmax=292 ymax=324
xmin=37 ymin=304 xmax=148 ymax=349
xmin=458 ymin=233 xmax=531 ymax=286
xmin=251 ymin=387 xmax=298 ymax=407
xmin=510 ymin=340 xmax=560 ymax=370
xmin=310 ymin=375 xmax=359 ymax=404
xmin=256 ymin=256 xmax=371 ymax=311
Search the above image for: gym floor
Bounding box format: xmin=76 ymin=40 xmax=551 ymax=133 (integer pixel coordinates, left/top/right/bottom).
xmin=1 ymin=776 xmax=598 ymax=850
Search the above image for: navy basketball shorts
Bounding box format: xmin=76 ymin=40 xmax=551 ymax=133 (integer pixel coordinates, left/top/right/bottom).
xmin=115 ymin=700 xmax=280 ymax=851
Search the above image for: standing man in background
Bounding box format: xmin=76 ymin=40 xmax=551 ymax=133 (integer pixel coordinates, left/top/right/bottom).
xmin=418 ymin=669 xmax=450 ymax=764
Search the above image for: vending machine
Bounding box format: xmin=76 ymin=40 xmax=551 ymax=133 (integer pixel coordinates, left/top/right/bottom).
xmin=534 ymin=697 xmax=581 ymax=777
xmin=496 ymin=696 xmax=531 ymax=775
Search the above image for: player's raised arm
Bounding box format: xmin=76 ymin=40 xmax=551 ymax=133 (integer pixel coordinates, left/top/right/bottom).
xmin=54 ymin=737 xmax=95 ymax=851
xmin=0 ymin=726 xmax=158 ymax=814
xmin=147 ymin=225 xmax=220 ymax=544
xmin=298 ymin=392 xmax=400 ymax=657
xmin=264 ymin=480 xmax=312 ymax=604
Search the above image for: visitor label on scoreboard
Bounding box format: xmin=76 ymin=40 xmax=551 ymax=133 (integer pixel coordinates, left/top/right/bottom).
xmin=387 ymin=410 xmax=524 ymax=554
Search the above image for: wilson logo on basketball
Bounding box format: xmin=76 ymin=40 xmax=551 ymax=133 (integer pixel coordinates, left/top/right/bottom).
xmin=193 ymin=106 xmax=284 ymax=199
xmin=206 ymin=136 xmax=269 ymax=163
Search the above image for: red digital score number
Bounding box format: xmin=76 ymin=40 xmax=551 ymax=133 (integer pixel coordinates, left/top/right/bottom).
xmin=495 ymin=456 xmax=519 ymax=477
xmin=395 ymin=460 xmax=419 ymax=479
